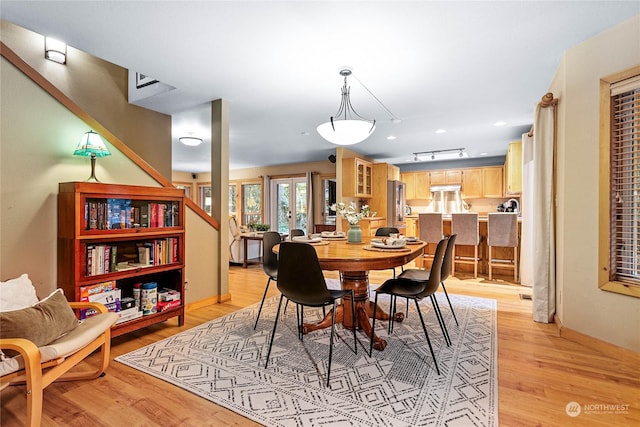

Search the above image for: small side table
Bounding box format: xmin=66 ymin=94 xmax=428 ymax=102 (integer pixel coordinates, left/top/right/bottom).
xmin=240 ymin=234 xmax=264 ymax=268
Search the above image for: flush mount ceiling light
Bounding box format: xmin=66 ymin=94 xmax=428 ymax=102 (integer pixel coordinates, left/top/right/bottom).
xmin=45 ymin=37 xmax=67 ymax=64
xmin=317 ymin=68 xmax=376 ymax=146
xmin=179 ymin=136 xmax=203 ymax=146
xmin=413 ymin=148 xmax=468 ymax=162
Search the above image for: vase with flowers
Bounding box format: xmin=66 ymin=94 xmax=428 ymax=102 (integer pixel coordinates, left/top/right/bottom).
xmin=331 ymin=201 xmax=367 ymax=243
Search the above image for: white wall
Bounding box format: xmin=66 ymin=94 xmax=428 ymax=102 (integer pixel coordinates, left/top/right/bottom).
xmin=551 ymin=16 xmax=640 ymax=351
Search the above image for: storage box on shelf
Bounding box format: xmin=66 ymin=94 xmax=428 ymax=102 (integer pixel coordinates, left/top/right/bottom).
xmin=57 ymin=182 xmax=185 ymax=338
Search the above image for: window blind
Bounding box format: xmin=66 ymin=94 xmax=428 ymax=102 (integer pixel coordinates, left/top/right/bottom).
xmin=610 ymin=79 xmax=640 ymax=286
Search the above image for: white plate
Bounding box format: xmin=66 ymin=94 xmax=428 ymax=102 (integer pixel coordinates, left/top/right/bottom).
xmin=371 ymin=241 xmax=407 ymax=249
xmin=292 ymin=236 xmax=322 ymax=243
xmin=321 ymin=231 xmax=345 ymax=238
xmin=403 ymin=236 xmax=418 ymax=242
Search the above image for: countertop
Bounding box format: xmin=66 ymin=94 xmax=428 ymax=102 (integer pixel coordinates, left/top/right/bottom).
xmin=405 ymin=213 xmax=521 ymax=221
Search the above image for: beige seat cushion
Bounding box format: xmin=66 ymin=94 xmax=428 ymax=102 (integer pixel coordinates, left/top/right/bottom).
xmin=0 ymin=311 xmax=117 ymax=376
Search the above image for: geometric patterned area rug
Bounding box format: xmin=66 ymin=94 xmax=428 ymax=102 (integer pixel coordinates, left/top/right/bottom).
xmin=116 ymin=284 xmax=497 ymax=426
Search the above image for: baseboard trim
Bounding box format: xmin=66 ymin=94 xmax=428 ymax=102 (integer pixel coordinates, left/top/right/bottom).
xmin=185 ymin=293 xmax=232 ymax=312
xmin=553 ymin=314 xmax=639 ymax=362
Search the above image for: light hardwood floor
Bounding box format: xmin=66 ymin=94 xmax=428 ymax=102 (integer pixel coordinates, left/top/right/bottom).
xmin=2 ymin=265 xmax=639 ymax=426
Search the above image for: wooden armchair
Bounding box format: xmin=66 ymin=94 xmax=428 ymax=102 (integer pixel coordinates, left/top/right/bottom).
xmin=1 ymin=298 xmax=118 ymax=426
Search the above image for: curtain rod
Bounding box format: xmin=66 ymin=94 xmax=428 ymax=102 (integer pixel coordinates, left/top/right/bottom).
xmin=528 ymin=93 xmax=558 ymax=137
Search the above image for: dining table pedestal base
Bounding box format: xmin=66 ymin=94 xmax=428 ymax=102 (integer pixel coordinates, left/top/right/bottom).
xmin=301 ymin=271 xmax=404 ymax=351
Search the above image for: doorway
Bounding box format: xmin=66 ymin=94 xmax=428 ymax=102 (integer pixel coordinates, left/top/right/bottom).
xmin=270 ymin=178 xmax=307 ymax=234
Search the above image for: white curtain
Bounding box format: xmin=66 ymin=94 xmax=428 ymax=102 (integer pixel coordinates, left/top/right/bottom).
xmin=529 ymin=103 xmax=556 ymax=323
xmin=263 ymin=175 xmax=271 ymax=226
xmin=520 ymin=132 xmax=535 ymax=287
xmin=306 ymin=171 xmax=314 ymax=235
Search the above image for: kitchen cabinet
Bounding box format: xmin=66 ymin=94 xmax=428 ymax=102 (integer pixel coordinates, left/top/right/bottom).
xmin=505 ymin=141 xmax=522 ymax=194
xmin=482 ymin=166 xmax=504 ymax=198
xmin=405 ymin=217 xmax=418 ymax=237
xmin=430 ymin=169 xmax=462 ymax=185
xmin=402 ymin=171 xmax=430 ymax=200
xmin=402 ymin=172 xmax=416 ymax=200
xmin=341 ymin=217 xmax=386 ymax=237
xmin=342 ymin=157 xmax=372 ymax=198
xmin=462 ymin=168 xmax=483 ymax=198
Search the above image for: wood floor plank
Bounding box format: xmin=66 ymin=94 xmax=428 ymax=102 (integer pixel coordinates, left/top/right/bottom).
xmin=1 ymin=264 xmax=638 ymax=426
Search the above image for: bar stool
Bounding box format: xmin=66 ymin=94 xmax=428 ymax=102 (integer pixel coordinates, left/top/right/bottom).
xmin=487 ymin=213 xmax=519 ymax=282
xmin=418 ymin=213 xmax=443 ymax=267
xmin=451 ymin=213 xmax=479 ymax=278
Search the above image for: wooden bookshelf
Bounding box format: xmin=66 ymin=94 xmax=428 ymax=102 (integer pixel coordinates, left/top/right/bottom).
xmin=57 ymin=182 xmax=185 ymax=337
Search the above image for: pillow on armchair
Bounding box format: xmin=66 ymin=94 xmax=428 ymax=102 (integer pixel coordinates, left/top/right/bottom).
xmin=0 ymin=289 xmax=79 ymax=348
xmin=0 ymin=274 xmax=39 ymax=311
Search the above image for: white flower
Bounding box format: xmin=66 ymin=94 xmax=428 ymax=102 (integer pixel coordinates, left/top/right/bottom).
xmin=331 ymin=201 xmax=365 ymax=225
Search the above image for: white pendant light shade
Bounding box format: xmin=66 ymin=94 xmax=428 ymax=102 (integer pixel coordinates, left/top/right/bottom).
xmin=317 ymin=68 xmax=376 ymax=146
xmin=316 ymin=119 xmax=376 ymax=146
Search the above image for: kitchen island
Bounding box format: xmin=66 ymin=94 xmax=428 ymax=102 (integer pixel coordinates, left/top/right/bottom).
xmin=406 ymin=214 xmax=521 ymax=280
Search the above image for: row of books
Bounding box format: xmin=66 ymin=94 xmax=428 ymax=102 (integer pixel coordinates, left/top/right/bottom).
xmin=85 ymin=238 xmax=179 ymax=276
xmin=79 ymin=280 xmax=181 ymax=323
xmin=85 ymin=199 xmax=179 ymax=230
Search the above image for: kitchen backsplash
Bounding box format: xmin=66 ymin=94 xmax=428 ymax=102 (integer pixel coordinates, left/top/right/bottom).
xmin=407 ymin=197 xmax=519 ymax=215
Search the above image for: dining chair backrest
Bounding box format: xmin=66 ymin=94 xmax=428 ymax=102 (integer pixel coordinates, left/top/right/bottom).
xmin=419 ymin=213 xmax=443 ymax=244
xmin=375 ymin=227 xmax=400 ymax=237
xmin=415 ymin=237 xmax=448 ymax=299
xmin=277 ymin=242 xmax=332 ymax=306
xmin=262 ymin=231 xmax=281 ymax=278
xmin=289 ymin=229 xmax=305 ymax=238
xmin=440 ymin=233 xmax=457 ymax=282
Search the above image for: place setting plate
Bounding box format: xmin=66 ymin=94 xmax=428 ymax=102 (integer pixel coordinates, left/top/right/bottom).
xmin=320 ymin=231 xmax=347 ymax=240
xmin=291 ymin=236 xmax=329 ymax=245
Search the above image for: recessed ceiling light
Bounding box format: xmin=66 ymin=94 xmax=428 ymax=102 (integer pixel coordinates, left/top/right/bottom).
xmin=301 ymin=131 xmax=309 ymax=136
xmin=480 ymin=152 xmax=489 ymax=156
xmin=493 ymin=121 xmax=507 ymax=127
xmin=435 ymin=129 xmax=446 ymax=134
xmin=387 ymin=135 xmax=397 ymax=140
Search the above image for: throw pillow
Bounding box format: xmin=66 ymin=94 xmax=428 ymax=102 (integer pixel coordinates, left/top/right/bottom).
xmin=0 ymin=289 xmax=79 ymax=347
xmin=0 ymin=274 xmax=39 ymax=312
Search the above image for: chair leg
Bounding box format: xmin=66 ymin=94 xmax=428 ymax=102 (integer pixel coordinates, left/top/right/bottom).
xmin=327 ymin=300 xmax=337 ymax=386
xmin=254 ymin=277 xmax=272 ymax=330
xmin=350 ymin=291 xmax=358 ymax=354
xmin=299 ymin=305 xmax=304 ymax=341
xmin=441 ymin=282 xmax=459 ymax=326
xmin=431 ymin=295 xmax=451 ymax=347
xmin=265 ymin=295 xmax=284 ymax=368
xmin=488 ymin=246 xmax=493 ymax=281
xmin=369 ymin=292 xmax=380 ymax=357
xmin=414 ymin=299 xmax=440 ymax=375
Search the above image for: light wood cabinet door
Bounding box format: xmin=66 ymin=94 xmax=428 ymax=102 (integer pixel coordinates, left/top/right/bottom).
xmin=402 ymin=172 xmax=416 ymax=200
xmin=446 ymin=170 xmax=462 ymax=184
xmin=482 ymin=166 xmax=504 ymax=197
xmin=505 ymin=141 xmax=522 ymax=194
xmin=430 ymin=170 xmax=445 ymax=185
xmin=405 ymin=218 xmax=417 ymax=237
xmin=462 ymin=168 xmax=483 ymax=198
xmin=414 ymin=172 xmax=431 ymax=199
xmin=342 ymin=158 xmax=373 ymax=198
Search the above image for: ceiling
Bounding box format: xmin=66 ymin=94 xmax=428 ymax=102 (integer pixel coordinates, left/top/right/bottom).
xmin=2 ymin=1 xmax=638 ymax=172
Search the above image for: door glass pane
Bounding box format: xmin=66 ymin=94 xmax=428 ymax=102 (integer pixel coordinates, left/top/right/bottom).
xmin=199 ymin=185 xmax=212 ymax=215
xmin=276 ymin=183 xmax=290 ymax=234
xmin=243 ymin=183 xmax=261 ymax=225
xmin=294 ymin=182 xmax=307 ymax=230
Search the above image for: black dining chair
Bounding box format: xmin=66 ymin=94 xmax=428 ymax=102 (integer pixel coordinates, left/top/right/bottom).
xmin=289 ymin=228 xmax=305 ymax=238
xmin=264 ymin=242 xmax=357 ymax=386
xmin=253 ymin=231 xmax=282 ymax=330
xmin=400 ymin=234 xmax=459 ymax=327
xmin=369 ymin=237 xmax=449 ymax=375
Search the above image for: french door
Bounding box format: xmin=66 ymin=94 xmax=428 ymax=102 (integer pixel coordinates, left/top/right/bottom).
xmin=270 ymin=178 xmax=307 ymax=234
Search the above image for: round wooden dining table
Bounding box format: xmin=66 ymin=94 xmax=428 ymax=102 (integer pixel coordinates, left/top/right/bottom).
xmin=274 ymin=236 xmax=427 ymax=351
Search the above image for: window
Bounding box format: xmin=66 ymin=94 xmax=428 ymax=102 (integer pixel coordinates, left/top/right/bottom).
xmin=198 ymin=184 xmax=212 ymax=216
xmin=229 ymin=184 xmax=237 ymax=217
xmin=599 ymin=70 xmax=640 ymax=297
xmin=242 ymin=183 xmax=262 ymax=225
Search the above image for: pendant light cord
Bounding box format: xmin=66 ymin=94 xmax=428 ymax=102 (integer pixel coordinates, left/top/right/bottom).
xmin=351 ymin=73 xmax=401 ymax=123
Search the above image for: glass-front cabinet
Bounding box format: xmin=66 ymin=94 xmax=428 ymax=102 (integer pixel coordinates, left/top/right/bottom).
xmin=342 ymin=157 xmax=373 ymax=198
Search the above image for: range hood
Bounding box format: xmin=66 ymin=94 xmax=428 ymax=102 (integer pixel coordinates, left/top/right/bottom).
xmin=430 ymin=184 xmax=461 ymax=192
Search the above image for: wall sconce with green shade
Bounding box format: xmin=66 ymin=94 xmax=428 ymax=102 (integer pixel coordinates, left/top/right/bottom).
xmin=73 ymin=130 xmax=111 ymax=182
